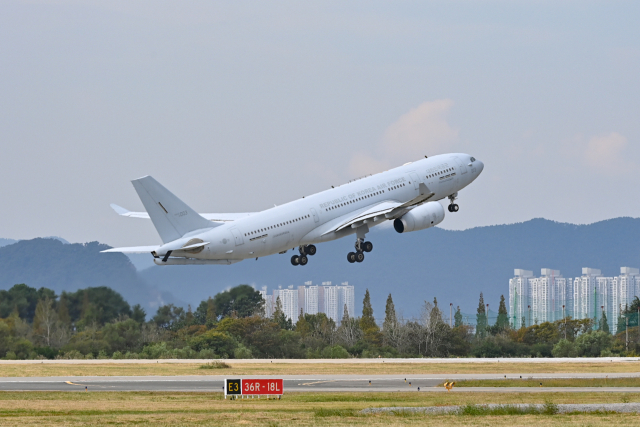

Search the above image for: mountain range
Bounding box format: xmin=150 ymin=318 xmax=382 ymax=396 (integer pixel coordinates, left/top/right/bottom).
xmin=1 ymin=217 xmax=639 ymax=319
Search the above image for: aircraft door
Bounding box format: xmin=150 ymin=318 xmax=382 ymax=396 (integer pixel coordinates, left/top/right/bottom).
xmin=310 ymin=208 xmax=320 ymax=223
xmin=229 ymin=227 xmax=244 ymax=246
xmin=408 ymin=171 xmax=422 ymax=190
xmin=453 ymin=156 xmax=467 ymax=174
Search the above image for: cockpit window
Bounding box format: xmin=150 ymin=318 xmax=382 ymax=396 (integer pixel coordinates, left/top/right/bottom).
xmin=470 ymin=157 xmax=476 ymax=162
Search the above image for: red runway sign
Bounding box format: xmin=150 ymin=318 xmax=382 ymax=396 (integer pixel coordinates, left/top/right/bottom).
xmin=225 ymin=379 xmax=283 ymax=397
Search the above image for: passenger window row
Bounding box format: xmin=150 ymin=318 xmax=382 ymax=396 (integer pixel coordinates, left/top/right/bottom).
xmin=244 ymin=214 xmax=311 ymax=237
xmin=323 ymin=185 xmax=402 ymax=212
xmin=427 ymin=167 xmax=454 ymax=179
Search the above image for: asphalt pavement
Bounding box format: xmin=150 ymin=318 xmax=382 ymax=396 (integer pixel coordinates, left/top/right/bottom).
xmin=2 ymin=374 xmax=640 ymax=393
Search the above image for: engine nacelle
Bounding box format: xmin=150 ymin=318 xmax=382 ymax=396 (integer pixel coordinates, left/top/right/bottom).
xmin=393 ymin=202 xmax=445 ymax=233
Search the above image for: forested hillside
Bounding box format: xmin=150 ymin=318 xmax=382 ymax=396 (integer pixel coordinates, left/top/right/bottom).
xmin=0 ymin=239 xmax=179 ymax=311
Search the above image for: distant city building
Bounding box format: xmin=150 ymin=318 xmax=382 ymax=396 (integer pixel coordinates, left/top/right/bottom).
xmin=273 ymin=285 xmax=299 ymax=323
xmin=509 ymin=266 xmax=640 ymax=329
xmin=259 ymin=281 xmax=355 ymax=325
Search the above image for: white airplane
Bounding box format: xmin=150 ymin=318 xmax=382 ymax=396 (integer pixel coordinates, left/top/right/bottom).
xmin=103 ymin=153 xmax=484 ymax=266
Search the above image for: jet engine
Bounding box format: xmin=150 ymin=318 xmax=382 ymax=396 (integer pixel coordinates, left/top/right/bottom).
xmin=393 ymin=202 xmax=445 ymax=233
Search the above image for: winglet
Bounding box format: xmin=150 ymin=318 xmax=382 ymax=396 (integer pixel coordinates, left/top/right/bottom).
xmin=110 ymin=204 xmax=130 ymax=216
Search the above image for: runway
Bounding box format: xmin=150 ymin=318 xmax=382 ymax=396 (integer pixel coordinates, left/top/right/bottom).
xmin=2 ymin=374 xmax=640 ymax=393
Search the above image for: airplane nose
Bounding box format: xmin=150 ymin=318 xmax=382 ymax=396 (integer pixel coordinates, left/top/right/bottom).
xmin=477 ymin=160 xmax=484 ymax=173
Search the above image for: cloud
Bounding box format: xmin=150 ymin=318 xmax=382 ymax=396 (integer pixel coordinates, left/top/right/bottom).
xmin=584 ymin=132 xmax=630 ymax=172
xmin=349 ymin=99 xmax=459 ymax=177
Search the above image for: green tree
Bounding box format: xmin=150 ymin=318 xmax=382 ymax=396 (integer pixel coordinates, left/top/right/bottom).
xmin=359 ymin=289 xmax=380 ymax=345
xmin=475 ymin=293 xmax=487 ymax=338
xmin=152 ymin=304 xmax=185 ymax=329
xmin=212 ymin=285 xmax=264 ymax=318
xmin=382 ymin=294 xmax=397 ymax=346
xmin=599 ymin=310 xmax=610 ymax=334
xmin=131 ymin=304 xmax=146 ymax=324
xmin=272 ymin=296 xmax=292 ymax=330
xmin=64 ymin=287 xmax=131 ymax=326
xmin=0 ymin=284 xmax=56 ymax=322
xmin=454 ymin=306 xmax=463 ymax=327
xmin=496 ymin=295 xmax=509 ymax=330
xmin=574 ymin=331 xmax=614 ymax=357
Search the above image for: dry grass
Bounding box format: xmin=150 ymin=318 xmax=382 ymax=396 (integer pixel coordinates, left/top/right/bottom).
xmin=2 ymin=361 xmax=640 ymax=377
xmin=0 ymin=391 xmax=638 ymax=426
xmin=446 ymin=378 xmax=640 ymax=388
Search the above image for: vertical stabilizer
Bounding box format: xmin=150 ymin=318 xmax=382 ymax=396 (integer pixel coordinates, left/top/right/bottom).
xmin=131 ymin=176 xmax=214 ymax=243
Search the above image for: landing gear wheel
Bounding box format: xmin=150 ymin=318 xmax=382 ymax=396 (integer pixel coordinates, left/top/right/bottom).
xmin=362 ymin=241 xmax=373 ymax=253
xmin=299 ymin=255 xmax=308 ymax=266
xmin=291 ymin=255 xmax=300 ymax=266
xmin=347 ymin=252 xmax=356 ymax=263
xmin=355 ymin=251 xmax=365 ymax=262
xmin=452 ymin=204 xmax=459 ymax=212
xmin=307 ymin=245 xmax=317 ymax=256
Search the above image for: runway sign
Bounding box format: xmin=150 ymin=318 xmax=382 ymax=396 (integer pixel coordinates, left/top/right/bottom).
xmin=225 ymin=379 xmax=283 ymax=397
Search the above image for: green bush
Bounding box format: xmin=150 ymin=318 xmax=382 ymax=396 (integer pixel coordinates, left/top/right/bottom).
xmin=234 ymin=343 xmax=253 ymax=359
xmin=551 ymin=339 xmax=577 ymax=357
xmin=321 ymin=345 xmax=350 ymax=359
xmin=574 ymin=331 xmax=613 ymax=357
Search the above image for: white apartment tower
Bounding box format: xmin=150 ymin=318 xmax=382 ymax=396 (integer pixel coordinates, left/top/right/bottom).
xmin=336 ymin=282 xmax=355 ymax=320
xmin=298 ymin=281 xmax=319 ymax=315
xmin=319 ymin=281 xmax=339 ymax=322
xmin=573 ymin=268 xmax=601 ymax=321
xmin=273 ymin=285 xmax=299 ymax=323
xmin=509 ymin=269 xmax=532 ymax=328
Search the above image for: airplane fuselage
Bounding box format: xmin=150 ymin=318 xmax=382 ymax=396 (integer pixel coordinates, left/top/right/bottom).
xmin=164 ymin=153 xmax=483 ymax=263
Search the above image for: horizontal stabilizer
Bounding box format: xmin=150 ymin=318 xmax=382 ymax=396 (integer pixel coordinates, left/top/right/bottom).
xmin=110 ymin=204 xmax=150 ymax=219
xmin=110 ymin=203 xmax=256 ymax=222
xmin=101 ymin=246 xmax=159 ymax=254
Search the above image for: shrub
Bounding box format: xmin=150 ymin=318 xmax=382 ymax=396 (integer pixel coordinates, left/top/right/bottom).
xmin=234 ymin=343 xmax=253 ymax=359
xmin=552 ymin=339 xmax=577 ymax=357
xmin=321 ymin=345 xmax=350 ymax=359
xmin=199 ymin=361 xmax=230 ymax=369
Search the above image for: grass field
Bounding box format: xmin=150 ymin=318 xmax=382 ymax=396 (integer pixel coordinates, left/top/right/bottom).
xmin=0 ymin=391 xmax=638 ymax=426
xmin=445 ymin=378 xmax=640 ymax=387
xmin=1 ymin=361 xmax=640 ymax=377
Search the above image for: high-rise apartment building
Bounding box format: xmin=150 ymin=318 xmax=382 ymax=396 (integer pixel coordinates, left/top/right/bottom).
xmin=336 ymin=282 xmax=355 ymax=320
xmin=509 ymin=266 xmax=640 ymax=330
xmin=298 ymin=281 xmax=319 ymax=315
xmin=273 ymin=285 xmax=299 ymax=323
xmin=509 ymin=269 xmax=532 ymax=328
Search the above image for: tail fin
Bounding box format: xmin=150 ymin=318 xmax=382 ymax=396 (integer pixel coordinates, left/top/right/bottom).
xmin=131 ymin=176 xmax=215 ymax=243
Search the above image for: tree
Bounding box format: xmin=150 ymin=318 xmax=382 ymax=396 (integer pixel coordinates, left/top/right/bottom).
xmin=33 ymin=297 xmax=58 ymax=346
xmin=336 ymin=306 xmax=362 ymax=348
xmin=152 ymin=304 xmax=185 ymax=329
xmin=272 ymin=297 xmax=292 ymax=330
xmin=496 ymin=295 xmax=509 ymax=330
xmin=131 ymin=304 xmax=146 ymax=324
xmin=63 ymin=287 xmax=132 ymax=326
xmin=359 ymin=289 xmax=380 ymax=344
xmin=382 ymin=294 xmax=397 ymax=346
xmin=475 ymin=293 xmax=487 ymax=338
xmin=599 ymin=310 xmax=610 ymax=334
xmin=454 ymin=306 xmax=463 ymax=328
xmin=0 ymin=284 xmax=55 ymax=322
xmin=212 ymin=285 xmax=264 ymax=319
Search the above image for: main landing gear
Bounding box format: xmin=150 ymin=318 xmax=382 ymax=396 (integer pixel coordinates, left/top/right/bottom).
xmin=290 ymin=245 xmax=316 ymax=266
xmin=448 ymin=193 xmax=459 ymax=213
xmin=347 ymin=239 xmax=373 ymax=264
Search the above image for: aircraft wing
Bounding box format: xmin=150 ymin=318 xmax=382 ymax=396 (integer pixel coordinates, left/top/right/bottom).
xmin=110 ymin=204 xmax=255 ymax=222
xmin=321 ymin=184 xmax=437 ymax=235
xmin=320 ymin=201 xmax=403 ymax=236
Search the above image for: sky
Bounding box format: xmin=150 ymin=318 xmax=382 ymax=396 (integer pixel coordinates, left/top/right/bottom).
xmin=1 ymin=1 xmax=639 ymax=247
